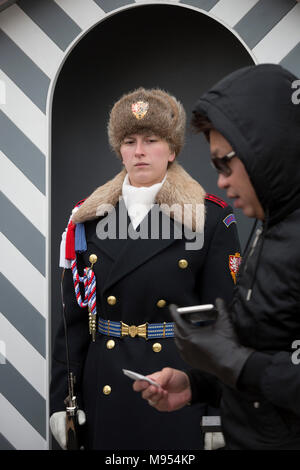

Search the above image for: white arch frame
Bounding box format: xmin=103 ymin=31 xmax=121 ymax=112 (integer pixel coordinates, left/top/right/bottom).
xmin=45 ymin=1 xmax=257 ymax=449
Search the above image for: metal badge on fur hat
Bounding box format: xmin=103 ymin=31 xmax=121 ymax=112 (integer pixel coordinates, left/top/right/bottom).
xmin=108 ymin=87 xmax=186 ymax=157
xmin=131 ymin=101 xmax=149 ymax=120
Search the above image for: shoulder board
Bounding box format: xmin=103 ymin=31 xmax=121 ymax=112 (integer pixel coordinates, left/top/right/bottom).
xmin=74 ymin=198 xmax=86 ymax=209
xmin=205 ymin=193 xmax=228 ymax=208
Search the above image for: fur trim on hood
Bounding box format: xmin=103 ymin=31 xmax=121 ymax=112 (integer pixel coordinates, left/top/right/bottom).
xmin=72 ymin=163 xmax=206 ymax=232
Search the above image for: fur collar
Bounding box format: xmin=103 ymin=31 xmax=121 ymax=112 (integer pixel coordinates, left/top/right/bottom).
xmin=72 ymin=162 xmax=206 ymax=232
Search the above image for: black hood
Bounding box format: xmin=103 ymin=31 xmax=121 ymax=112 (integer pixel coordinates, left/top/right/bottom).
xmin=193 ymin=64 xmax=300 ymax=226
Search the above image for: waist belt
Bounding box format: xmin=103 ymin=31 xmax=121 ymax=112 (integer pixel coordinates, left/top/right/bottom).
xmin=98 ymin=317 xmax=174 ymax=339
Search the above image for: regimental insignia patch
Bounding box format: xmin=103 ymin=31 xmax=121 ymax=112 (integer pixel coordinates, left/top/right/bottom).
xmin=223 ymin=213 xmax=236 ymax=228
xmin=229 ymin=252 xmax=242 ymax=284
xmin=131 ymin=101 xmax=149 ymax=120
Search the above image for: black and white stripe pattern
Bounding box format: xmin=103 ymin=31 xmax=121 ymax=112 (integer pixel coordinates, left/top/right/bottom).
xmin=1 ymin=0 xmax=299 ymax=450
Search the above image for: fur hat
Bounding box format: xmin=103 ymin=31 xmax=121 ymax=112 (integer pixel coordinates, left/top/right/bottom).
xmin=107 ymin=87 xmax=186 ymax=157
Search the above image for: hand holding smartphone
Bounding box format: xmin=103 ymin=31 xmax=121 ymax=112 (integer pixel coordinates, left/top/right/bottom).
xmin=177 ymin=304 xmax=217 ymax=323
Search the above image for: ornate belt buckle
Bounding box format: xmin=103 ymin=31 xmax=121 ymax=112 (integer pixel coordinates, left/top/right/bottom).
xmin=129 ymin=325 xmax=138 ymax=337
xmin=121 ymin=321 xmax=129 ymax=337
xmin=120 ymin=321 xmax=148 ymax=339
xmin=137 ymin=323 xmax=147 ymax=340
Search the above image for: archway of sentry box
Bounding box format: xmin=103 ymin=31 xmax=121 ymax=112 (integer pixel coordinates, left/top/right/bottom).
xmin=50 ymin=0 xmax=256 ymax=361
xmin=49 ymin=2 xmax=255 ymax=447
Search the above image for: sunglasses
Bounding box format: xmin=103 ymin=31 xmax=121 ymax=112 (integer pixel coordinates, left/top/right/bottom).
xmin=211 ymin=150 xmax=236 ymax=176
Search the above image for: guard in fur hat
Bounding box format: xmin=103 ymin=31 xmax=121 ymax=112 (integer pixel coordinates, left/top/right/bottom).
xmin=50 ymin=88 xmax=240 ymax=450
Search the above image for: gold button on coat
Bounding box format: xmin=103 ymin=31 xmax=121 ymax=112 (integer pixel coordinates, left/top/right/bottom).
xmin=89 ymin=254 xmax=98 ymax=264
xmin=157 ymin=299 xmax=166 ymax=308
xmin=107 ymin=296 xmax=117 ymax=305
xmin=178 ymin=259 xmax=188 ymax=269
xmin=106 ymin=340 xmax=115 ymax=350
xmin=103 ymin=385 xmax=111 ymax=395
xmin=152 ymin=343 xmax=162 ymax=353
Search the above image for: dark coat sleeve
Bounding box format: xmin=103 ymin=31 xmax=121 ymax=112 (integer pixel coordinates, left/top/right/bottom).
xmin=237 ymin=350 xmax=300 ymax=417
xmin=50 ymin=258 xmax=90 ymax=415
xmin=186 ymin=204 xmax=241 ymax=408
xmin=186 ymin=369 xmax=223 ymax=408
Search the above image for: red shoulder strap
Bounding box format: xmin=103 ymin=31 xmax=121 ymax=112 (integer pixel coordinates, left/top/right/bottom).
xmin=74 ymin=198 xmax=86 ymax=209
xmin=205 ymin=193 xmax=228 ymax=208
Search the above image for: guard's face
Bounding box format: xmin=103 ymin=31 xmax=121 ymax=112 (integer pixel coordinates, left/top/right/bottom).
xmin=120 ymin=133 xmax=175 ymax=187
xmin=209 ymin=129 xmax=265 ymax=220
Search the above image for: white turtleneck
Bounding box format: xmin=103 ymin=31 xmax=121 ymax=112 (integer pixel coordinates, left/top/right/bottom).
xmin=122 ymin=173 xmax=166 ymax=229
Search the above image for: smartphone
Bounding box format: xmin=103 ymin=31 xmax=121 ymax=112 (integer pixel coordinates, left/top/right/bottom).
xmin=177 ymin=304 xmax=217 ymax=323
xmin=122 ymin=369 xmax=160 ymax=387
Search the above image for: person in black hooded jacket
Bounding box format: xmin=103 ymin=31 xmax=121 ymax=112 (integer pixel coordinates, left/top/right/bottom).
xmin=133 ymin=64 xmax=300 ymax=450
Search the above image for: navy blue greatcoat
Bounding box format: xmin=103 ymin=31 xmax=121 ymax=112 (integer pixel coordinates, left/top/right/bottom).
xmin=50 ymin=164 xmax=240 ymax=450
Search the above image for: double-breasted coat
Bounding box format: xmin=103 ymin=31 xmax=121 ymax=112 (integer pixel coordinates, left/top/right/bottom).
xmin=50 ymin=163 xmax=240 ymax=450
